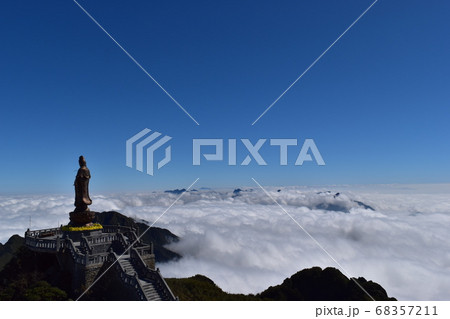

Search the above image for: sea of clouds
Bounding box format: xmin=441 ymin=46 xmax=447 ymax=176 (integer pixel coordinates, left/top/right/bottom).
xmin=1 ymin=184 xmax=449 ymax=300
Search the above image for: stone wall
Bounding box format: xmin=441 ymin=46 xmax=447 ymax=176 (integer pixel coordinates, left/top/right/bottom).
xmin=142 ymin=254 xmax=155 ymax=270
xmin=85 ymin=259 xmax=141 ymax=301
xmin=56 ymin=251 xmax=102 ymax=298
xmin=84 ymin=264 xmax=103 ymax=288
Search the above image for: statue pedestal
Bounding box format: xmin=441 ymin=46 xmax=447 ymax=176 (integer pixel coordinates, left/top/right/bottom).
xmin=69 ymin=210 xmax=96 ymax=227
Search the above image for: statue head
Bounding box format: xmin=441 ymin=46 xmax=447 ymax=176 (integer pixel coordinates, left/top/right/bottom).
xmin=79 ymin=155 xmax=87 ymax=167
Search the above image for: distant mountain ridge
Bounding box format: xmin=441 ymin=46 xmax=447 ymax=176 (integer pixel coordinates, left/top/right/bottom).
xmin=162 ymin=188 xmax=376 ymax=213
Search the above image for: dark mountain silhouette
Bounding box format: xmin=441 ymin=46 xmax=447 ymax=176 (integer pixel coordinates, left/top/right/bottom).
xmin=259 ymin=267 xmax=394 ymax=301
xmin=313 ymin=192 xmax=375 ymax=213
xmin=164 ymin=189 xmax=186 ymax=195
xmin=94 ymin=211 xmax=181 ymax=263
xmin=232 ymin=188 xmax=242 ymax=198
xmin=167 ymin=267 xmax=396 ymax=301
xmin=354 ymin=200 xmax=375 ymax=211
xmin=0 ymin=234 xmax=24 ymax=271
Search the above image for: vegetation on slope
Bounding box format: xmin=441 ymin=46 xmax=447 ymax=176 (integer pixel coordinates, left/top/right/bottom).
xmin=0 ymin=246 xmax=68 ymax=300
xmin=166 ymin=275 xmax=260 ymax=301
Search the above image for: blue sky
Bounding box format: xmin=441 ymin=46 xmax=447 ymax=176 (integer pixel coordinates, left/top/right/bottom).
xmin=1 ymin=0 xmax=449 ymax=193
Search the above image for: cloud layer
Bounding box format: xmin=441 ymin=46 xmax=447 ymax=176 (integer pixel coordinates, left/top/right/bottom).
xmin=1 ymin=184 xmax=449 ymax=300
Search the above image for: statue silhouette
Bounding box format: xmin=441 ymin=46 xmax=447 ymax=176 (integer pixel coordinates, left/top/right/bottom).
xmin=74 ymin=156 xmax=92 ymax=213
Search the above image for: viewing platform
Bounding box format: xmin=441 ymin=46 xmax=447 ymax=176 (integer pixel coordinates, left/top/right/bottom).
xmin=24 ymin=225 xmax=176 ymax=301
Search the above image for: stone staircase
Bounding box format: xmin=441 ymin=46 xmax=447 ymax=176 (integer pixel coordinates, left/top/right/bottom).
xmin=139 ymin=278 xmax=162 ymax=301
xmin=119 ymin=256 xmax=135 ymax=275
xmin=117 ymin=255 xmax=168 ymax=301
